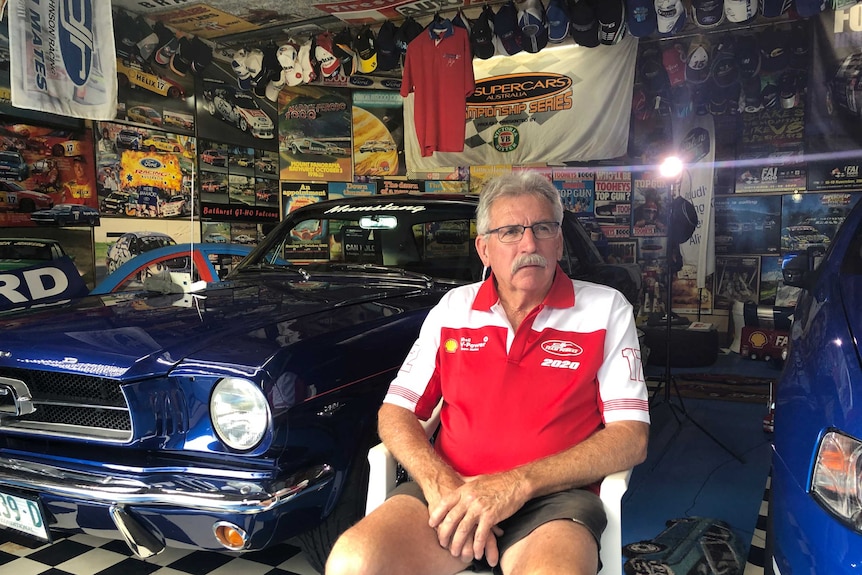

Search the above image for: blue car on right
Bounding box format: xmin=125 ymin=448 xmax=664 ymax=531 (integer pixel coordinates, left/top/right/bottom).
xmin=769 ymin=198 xmax=862 ymax=574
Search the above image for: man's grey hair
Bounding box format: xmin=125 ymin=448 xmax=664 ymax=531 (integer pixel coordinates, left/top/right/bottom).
xmin=476 ymin=171 xmax=564 ymax=234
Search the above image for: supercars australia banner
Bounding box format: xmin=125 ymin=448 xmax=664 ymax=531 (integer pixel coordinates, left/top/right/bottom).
xmin=9 ymin=0 xmax=117 ymax=120
xmin=404 ymin=35 xmax=637 ymax=171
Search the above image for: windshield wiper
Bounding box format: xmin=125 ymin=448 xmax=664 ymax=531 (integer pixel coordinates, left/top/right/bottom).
xmin=240 ymin=262 xmax=310 ymax=280
xmin=327 ymin=263 xmax=433 ymax=284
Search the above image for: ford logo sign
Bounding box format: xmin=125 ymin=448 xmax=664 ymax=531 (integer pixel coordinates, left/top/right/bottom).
xmin=140 ymin=158 xmax=162 ymax=169
xmin=541 ymin=340 xmax=583 ymax=357
xmin=350 ymin=76 xmax=373 ymax=87
xmin=381 ymin=79 xmax=402 ymax=90
xmin=58 ymin=0 xmax=94 ymax=87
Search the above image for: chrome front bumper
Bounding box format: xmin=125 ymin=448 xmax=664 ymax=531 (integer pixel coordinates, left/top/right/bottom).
xmin=0 ymin=455 xmax=333 ymax=558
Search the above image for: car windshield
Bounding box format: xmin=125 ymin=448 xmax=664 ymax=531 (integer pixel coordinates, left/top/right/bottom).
xmin=0 ymin=242 xmax=52 ymax=260
xmin=234 ymin=199 xmax=482 ymax=282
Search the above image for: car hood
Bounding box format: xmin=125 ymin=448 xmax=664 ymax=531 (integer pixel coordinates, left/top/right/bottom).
xmin=0 ymin=277 xmax=430 ymax=380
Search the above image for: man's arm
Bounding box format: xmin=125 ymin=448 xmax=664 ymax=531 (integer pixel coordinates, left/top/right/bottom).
xmin=429 ymin=419 xmax=649 ymax=562
xmin=377 ymin=403 xmax=463 ymax=508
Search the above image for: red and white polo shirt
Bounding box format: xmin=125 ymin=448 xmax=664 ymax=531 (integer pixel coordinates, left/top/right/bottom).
xmin=384 ymin=267 xmax=650 ymax=478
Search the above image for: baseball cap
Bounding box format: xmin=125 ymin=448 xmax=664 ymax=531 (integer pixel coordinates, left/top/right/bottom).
xmin=655 ymin=0 xmax=686 ymax=36
xmin=470 ymin=6 xmax=496 ymax=59
xmin=375 ymin=21 xmax=399 ymax=71
xmin=452 ymin=9 xmax=471 ymax=33
xmin=691 ymin=0 xmax=725 ymax=28
xmin=724 ymin=0 xmax=757 ymax=23
xmin=711 ymin=35 xmax=739 ymax=88
xmin=570 ymin=0 xmax=599 ymax=48
xmin=661 ymin=42 xmax=687 ymax=87
xmin=759 ymin=26 xmax=787 ymax=74
xmin=761 ymin=0 xmax=790 ymax=18
xmin=354 ymin=27 xmax=378 ymax=74
xmin=595 ymin=0 xmax=626 ymax=45
xmin=495 ymin=1 xmax=523 ymax=55
xmin=735 ymin=34 xmax=760 ymax=79
xmin=639 ymin=45 xmax=668 ymax=92
xmin=277 ymin=42 xmax=304 ymax=86
xmin=518 ymin=0 xmax=548 ymax=53
xmin=333 ymin=29 xmax=356 ymax=76
xmin=316 ymin=31 xmax=342 ymax=77
xmin=297 ymin=40 xmax=317 ymax=84
xmin=396 ymin=17 xmax=425 ymax=62
xmin=685 ymin=36 xmax=712 ymax=84
xmin=627 ymin=0 xmax=657 ymax=38
xmin=546 ymin=0 xmax=570 ymax=43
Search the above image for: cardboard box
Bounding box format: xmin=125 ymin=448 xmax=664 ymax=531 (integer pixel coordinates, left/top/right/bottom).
xmin=740 ymin=326 xmax=790 ymax=362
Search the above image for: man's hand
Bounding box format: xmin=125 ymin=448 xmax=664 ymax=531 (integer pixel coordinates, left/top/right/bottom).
xmin=427 ymin=471 xmax=526 ymax=566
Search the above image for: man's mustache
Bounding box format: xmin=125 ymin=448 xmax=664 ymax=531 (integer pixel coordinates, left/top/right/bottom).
xmin=511 ymin=253 xmax=548 ymax=274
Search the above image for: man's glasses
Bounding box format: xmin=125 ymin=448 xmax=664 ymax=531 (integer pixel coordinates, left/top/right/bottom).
xmin=485 ymin=221 xmax=561 ymax=243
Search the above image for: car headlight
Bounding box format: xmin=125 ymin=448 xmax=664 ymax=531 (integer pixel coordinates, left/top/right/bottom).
xmin=210 ymin=378 xmax=270 ymax=451
xmin=811 ymin=430 xmax=862 ymax=529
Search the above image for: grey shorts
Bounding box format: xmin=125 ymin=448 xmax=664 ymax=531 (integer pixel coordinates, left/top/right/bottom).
xmin=391 ymin=480 xmax=607 ymax=572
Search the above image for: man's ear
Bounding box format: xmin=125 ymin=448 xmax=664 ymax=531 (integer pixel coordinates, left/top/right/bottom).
xmin=475 ymin=234 xmax=490 ymax=266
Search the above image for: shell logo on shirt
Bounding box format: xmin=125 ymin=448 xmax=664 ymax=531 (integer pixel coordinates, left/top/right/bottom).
xmin=444 ymin=339 xmax=458 ymax=353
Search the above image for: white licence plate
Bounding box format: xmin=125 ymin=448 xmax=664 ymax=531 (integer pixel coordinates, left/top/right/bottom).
xmin=0 ymin=489 xmax=49 ymax=541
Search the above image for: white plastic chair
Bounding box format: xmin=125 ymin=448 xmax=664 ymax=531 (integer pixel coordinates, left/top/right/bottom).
xmin=365 ymin=404 xmax=631 ymax=575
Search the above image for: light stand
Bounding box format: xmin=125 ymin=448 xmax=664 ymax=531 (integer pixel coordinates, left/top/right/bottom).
xmin=648 ymin=171 xmax=744 ymax=468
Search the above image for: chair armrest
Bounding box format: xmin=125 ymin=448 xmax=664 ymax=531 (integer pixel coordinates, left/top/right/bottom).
xmin=598 ymin=468 xmax=632 ymax=575
xmin=366 ymin=441 xmax=397 ymax=516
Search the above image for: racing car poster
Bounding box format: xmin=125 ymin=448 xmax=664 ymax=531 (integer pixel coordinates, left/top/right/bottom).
xmin=282 ymin=181 xmax=327 ymax=216
xmin=353 ymin=90 xmax=406 ymax=178
xmin=595 ymin=170 xmax=632 ymax=241
xmin=197 ymin=78 xmax=278 ymax=149
xmin=780 ymin=192 xmax=862 ymax=253
xmin=806 ymin=8 xmax=862 ymax=190
xmin=113 ymin=8 xmax=197 ymax=136
xmin=0 ymin=121 xmax=97 ymax=227
xmin=714 ymin=195 xmax=781 ymax=255
xmin=631 ymin=172 xmax=669 ymax=238
xmin=197 ymin=138 xmax=280 ymax=225
xmin=95 ymin=122 xmax=195 ymax=221
xmin=733 ymin=22 xmax=807 ymax=194
xmin=279 ymin=85 xmax=352 ymax=183
xmin=553 ymin=170 xmax=595 ymax=215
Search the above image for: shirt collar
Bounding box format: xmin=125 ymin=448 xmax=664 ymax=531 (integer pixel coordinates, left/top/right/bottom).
xmin=472 ymin=264 xmax=574 ymax=311
xmin=428 ymin=18 xmax=454 ymax=40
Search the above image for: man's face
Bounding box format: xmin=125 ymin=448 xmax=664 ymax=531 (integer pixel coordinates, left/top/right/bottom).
xmin=476 ymin=194 xmax=563 ymax=295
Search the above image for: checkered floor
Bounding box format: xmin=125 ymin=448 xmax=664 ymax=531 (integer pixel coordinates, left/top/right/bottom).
xmin=743 ymin=475 xmax=770 ymax=575
xmin=0 ymin=493 xmax=771 ymax=575
xmin=0 ymin=531 xmax=318 ymax=575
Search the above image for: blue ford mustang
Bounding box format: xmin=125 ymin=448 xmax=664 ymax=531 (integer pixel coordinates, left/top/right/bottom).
xmin=769 ymin=198 xmax=862 ymax=574
xmin=0 ymin=194 xmax=641 ymax=571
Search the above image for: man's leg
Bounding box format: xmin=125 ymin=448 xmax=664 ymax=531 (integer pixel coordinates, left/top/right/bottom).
xmin=326 ymin=494 xmax=472 ymax=575
xmin=498 ymin=519 xmax=599 ymax=575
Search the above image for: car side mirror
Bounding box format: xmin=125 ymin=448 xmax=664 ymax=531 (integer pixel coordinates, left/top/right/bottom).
xmin=782 ymin=246 xmax=826 ymax=288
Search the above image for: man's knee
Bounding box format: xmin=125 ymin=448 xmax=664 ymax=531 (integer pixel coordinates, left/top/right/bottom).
xmin=325 ymin=525 xmax=375 ymax=575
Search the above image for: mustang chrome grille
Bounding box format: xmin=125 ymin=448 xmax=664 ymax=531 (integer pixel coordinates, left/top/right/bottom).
xmin=0 ymin=368 xmax=132 ymax=442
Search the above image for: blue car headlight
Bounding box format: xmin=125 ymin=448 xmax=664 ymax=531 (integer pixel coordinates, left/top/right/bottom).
xmin=811 ymin=430 xmax=862 ymax=528
xmin=210 ymin=378 xmax=270 ymax=451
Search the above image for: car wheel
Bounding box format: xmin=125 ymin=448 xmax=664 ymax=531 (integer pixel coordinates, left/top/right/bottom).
xmin=238 ymin=117 xmax=248 ymax=132
xmin=296 ymin=437 xmax=373 ymax=573
xmin=51 ymin=143 xmax=65 ymax=157
xmin=207 ymin=101 xmax=216 ymax=115
xmin=167 ymin=86 xmax=181 ymax=99
xmin=149 ymin=145 xmax=157 ymax=152
xmin=623 ymin=541 xmax=667 ymax=557
xmin=17 ymin=198 xmax=36 ymax=213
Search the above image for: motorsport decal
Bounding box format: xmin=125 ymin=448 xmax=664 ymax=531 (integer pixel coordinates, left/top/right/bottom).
xmin=324 ymin=203 xmax=427 ymax=214
xmin=0 ymin=257 xmax=89 ymax=311
xmin=541 ymin=340 xmax=583 ymax=357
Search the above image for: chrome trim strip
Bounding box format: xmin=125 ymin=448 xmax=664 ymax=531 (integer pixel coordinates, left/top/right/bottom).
xmin=0 ymin=421 xmax=131 ymax=442
xmin=0 ymin=457 xmax=333 ymax=513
